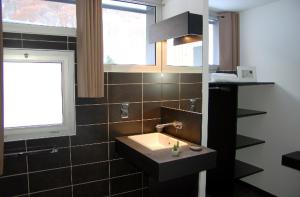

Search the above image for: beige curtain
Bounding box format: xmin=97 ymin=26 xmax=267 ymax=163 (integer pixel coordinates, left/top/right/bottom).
xmin=218 ymin=12 xmax=240 ymax=71
xmin=76 ymin=0 xmax=104 ymax=98
xmin=0 ymin=0 xmax=4 ymax=175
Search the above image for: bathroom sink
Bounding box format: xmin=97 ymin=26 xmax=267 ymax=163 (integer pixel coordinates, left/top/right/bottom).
xmin=127 ymin=132 xmax=188 ymax=151
xmin=116 ymin=133 xmax=216 ymax=182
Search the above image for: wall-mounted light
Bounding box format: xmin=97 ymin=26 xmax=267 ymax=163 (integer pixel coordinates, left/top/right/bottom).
xmin=173 ymin=35 xmax=203 ymax=46
xmin=149 ymin=12 xmax=203 ymax=46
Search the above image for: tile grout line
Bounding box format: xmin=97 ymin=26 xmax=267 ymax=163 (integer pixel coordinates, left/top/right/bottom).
xmin=110 ymin=187 xmax=145 ymax=197
xmin=76 ymin=98 xmax=189 ymax=107
xmin=107 ymin=72 xmax=111 ymax=197
xmin=0 ymin=159 xmax=122 ymax=180
xmin=3 ymin=139 xmax=128 ymax=158
xmin=141 ymin=73 xmax=144 ymax=197
xmin=25 ymin=140 xmax=30 ymax=197
xmin=21 ymin=33 xmax=24 ymax=48
xmin=26 ymin=185 xmax=72 ymax=196
xmin=69 ymin=136 xmax=74 ymax=197
xmin=179 ymin=73 xmax=181 ymax=109
xmin=141 ymin=73 xmax=144 ymax=134
xmin=4 ymin=142 xmax=110 ymax=157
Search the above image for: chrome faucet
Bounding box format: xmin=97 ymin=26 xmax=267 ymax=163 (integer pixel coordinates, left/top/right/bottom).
xmin=155 ymin=121 xmax=183 ymax=132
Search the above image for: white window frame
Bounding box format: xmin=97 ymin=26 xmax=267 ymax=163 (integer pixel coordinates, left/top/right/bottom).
xmin=209 ymin=18 xmax=220 ymax=70
xmin=3 ymin=48 xmax=76 ymax=142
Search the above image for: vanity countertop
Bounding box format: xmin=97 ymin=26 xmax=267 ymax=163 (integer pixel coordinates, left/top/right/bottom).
xmin=116 ymin=133 xmax=216 ymax=182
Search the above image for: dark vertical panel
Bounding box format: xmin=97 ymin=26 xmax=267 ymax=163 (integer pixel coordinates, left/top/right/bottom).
xmin=206 ymin=84 xmax=238 ymax=196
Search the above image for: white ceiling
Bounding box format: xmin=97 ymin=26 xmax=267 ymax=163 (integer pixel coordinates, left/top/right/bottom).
xmin=209 ymin=0 xmax=279 ymax=12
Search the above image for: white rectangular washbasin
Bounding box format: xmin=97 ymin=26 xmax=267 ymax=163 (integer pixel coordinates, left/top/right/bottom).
xmin=128 ymin=132 xmax=188 ymax=151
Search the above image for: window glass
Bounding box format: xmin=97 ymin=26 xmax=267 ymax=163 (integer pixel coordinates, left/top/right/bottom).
xmin=2 ymin=0 xmax=76 ymax=28
xmin=209 ymin=23 xmax=214 ymax=65
xmin=167 ymin=39 xmax=203 ymax=67
xmin=103 ymin=1 xmax=156 ymax=65
xmin=209 ymin=21 xmax=219 ymax=65
xmin=4 ymin=62 xmax=63 ymax=128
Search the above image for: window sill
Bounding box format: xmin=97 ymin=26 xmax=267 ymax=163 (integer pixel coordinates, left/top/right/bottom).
xmin=3 ymin=22 xmax=76 ymax=37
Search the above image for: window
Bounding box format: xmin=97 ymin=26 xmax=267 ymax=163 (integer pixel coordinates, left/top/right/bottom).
xmin=166 ymin=39 xmax=203 ymax=67
xmin=2 ymin=0 xmax=76 ymax=28
xmin=102 ymin=0 xmax=156 ymax=65
xmin=209 ymin=20 xmax=219 ymax=66
xmin=2 ymin=0 xmax=157 ymax=66
xmin=4 ymin=49 xmax=76 ymax=141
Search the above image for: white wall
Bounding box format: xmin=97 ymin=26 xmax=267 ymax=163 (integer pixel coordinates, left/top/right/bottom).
xmin=237 ymin=0 xmax=300 ymax=196
xmin=161 ymin=1 xmax=209 ymax=197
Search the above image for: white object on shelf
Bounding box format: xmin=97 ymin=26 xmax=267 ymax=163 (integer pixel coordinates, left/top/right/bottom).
xmin=210 ymin=73 xmax=238 ymax=82
xmin=237 ymin=66 xmax=257 ymax=82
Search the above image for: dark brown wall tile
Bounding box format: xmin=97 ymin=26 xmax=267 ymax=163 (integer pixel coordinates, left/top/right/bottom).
xmin=108 ymin=85 xmax=142 ymax=103
xmin=76 ymin=105 xmax=108 ymax=125
xmin=110 ymin=174 xmax=142 ymax=195
xmin=28 ymin=148 xmax=70 ymax=172
xmin=180 ymin=99 xmax=202 ymax=113
xmin=143 ymin=102 xmax=161 ymax=119
xmin=109 ymin=142 xmax=121 ymax=160
xmin=114 ymin=190 xmax=143 ymax=197
xmin=76 ymin=85 xmax=107 ymax=105
xmin=31 ymin=187 xmax=72 ymax=197
xmin=71 ymin=124 xmax=108 ymax=146
xmin=23 ymin=40 xmax=67 ymax=50
xmin=3 ymin=155 xmax=27 ymax=176
xmin=161 ymin=101 xmax=179 ymax=109
xmin=68 ymin=42 xmax=76 ymax=50
xmin=29 ymin=168 xmax=71 ymax=192
xmin=72 ymin=162 xmax=109 ymax=184
xmin=22 ymin=34 xmax=67 ymax=42
xmin=0 ymin=175 xmax=28 ymax=197
xmin=3 ymin=32 xmax=21 ymax=39
xmin=180 ymin=83 xmax=202 ymax=99
xmin=27 ymin=137 xmax=69 ymax=151
xmin=73 ymin=180 xmax=109 ymax=197
xmin=71 ymin=143 xmax=108 ymax=165
xmin=161 ymin=107 xmax=202 ymax=144
xmin=109 ymin=103 xmax=142 ymax=122
xmin=161 ymin=73 xmax=179 ymax=83
xmin=143 ymin=73 xmax=161 ymax=83
xmin=4 ymin=140 xmax=26 ymax=154
xmin=143 ymin=84 xmax=161 ymax=101
xmin=3 ymin=39 xmax=22 ymax=48
xmin=110 ymin=159 xmax=139 ymax=178
xmin=108 ymin=73 xmax=142 ymax=84
xmin=180 ymin=73 xmax=202 ymax=83
xmin=162 ymin=84 xmax=179 ymax=100
xmin=109 ymin=121 xmax=142 ymax=141
xmin=143 ymin=119 xmax=161 ymax=134
xmin=68 ymin=37 xmax=76 ymax=42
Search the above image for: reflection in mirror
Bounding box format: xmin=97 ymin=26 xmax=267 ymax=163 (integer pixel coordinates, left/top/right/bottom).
xmin=167 ymin=38 xmax=203 ymax=67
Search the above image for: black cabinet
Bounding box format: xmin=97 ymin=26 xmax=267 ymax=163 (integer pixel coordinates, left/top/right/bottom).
xmin=206 ymin=82 xmax=274 ymax=196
